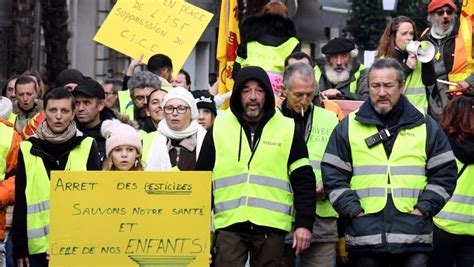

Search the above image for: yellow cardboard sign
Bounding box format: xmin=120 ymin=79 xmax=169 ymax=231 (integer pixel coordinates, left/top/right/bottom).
xmin=93 ymin=0 xmax=213 ymax=74
xmin=50 ymin=171 xmax=211 ymax=266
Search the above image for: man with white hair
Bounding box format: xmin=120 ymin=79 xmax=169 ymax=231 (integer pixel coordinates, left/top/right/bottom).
xmin=422 ymin=0 xmax=474 ymax=120
xmin=315 ymin=37 xmax=368 ymax=101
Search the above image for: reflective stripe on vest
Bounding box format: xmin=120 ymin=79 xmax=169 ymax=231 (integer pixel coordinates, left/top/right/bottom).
xmin=348 ymin=112 xmax=428 ymax=214
xmin=314 ymin=64 xmax=364 ymax=94
xmin=212 ymin=110 xmax=299 ymax=232
xmin=449 ymin=15 xmax=474 ymax=83
xmin=21 ymin=137 xmax=93 ymax=254
xmin=434 ymin=159 xmax=474 ymax=235
xmin=0 ymin=123 xmax=14 ymax=180
xmin=306 ymin=106 xmax=339 ymax=217
xmin=404 ymin=61 xmax=428 ymax=109
xmin=240 ymin=38 xmax=299 ymax=73
xmin=346 ymin=232 xmax=432 ymax=246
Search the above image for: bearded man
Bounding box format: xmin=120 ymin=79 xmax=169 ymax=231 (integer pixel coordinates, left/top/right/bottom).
xmin=422 ymin=0 xmax=474 ymax=120
xmin=314 ymin=37 xmax=368 ymax=101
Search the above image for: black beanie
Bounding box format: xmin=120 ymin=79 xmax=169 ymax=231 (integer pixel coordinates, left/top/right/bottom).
xmin=55 ymin=69 xmax=85 ymax=87
xmin=191 ymin=90 xmax=217 ymax=116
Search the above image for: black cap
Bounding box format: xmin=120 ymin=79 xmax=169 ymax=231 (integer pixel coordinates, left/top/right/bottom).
xmin=72 ymin=79 xmax=105 ymax=100
xmin=191 ymin=90 xmax=217 ymax=116
xmin=321 ymin=37 xmax=355 ymax=55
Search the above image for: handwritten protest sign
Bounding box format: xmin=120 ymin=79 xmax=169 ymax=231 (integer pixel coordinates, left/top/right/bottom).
xmin=49 ymin=171 xmax=211 ymax=266
xmin=93 ymin=0 xmax=213 ymax=75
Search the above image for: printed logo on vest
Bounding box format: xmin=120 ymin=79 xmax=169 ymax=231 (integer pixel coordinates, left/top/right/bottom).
xmin=262 ymin=140 xmax=281 ymax=147
xmin=399 ymin=131 xmax=415 ymax=137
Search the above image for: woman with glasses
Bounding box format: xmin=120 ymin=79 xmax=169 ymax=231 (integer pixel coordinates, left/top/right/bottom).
xmin=145 ymin=87 xmax=206 ymax=171
xmin=376 ymin=16 xmax=436 ymax=110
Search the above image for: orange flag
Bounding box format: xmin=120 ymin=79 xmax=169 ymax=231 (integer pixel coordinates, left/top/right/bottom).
xmin=216 ymin=0 xmax=240 ymax=109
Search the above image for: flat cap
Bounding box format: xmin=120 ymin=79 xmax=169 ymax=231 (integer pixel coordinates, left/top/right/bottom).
xmin=321 ymin=37 xmax=355 ymax=55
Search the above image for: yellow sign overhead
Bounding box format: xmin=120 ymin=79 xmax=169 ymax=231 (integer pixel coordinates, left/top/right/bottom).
xmin=49 ymin=171 xmax=212 ymax=266
xmin=93 ymin=0 xmax=213 ymax=74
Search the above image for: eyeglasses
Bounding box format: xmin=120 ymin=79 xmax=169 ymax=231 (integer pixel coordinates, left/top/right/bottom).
xmin=435 ymin=9 xmax=454 ymax=16
xmin=163 ymin=105 xmax=190 ymax=114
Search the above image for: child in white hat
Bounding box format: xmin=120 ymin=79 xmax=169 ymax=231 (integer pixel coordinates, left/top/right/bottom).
xmin=101 ymin=119 xmax=144 ymax=171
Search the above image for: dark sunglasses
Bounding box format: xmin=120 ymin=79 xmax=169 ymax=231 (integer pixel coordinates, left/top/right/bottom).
xmin=435 ymin=9 xmax=454 ymax=16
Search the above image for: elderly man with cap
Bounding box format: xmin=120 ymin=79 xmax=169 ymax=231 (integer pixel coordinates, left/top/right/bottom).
xmin=421 ymin=0 xmax=474 ymax=120
xmin=73 ymin=79 xmax=116 ymax=165
xmin=315 ymin=37 xmax=368 ymax=101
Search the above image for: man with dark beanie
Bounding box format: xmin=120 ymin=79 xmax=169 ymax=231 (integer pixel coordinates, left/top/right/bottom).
xmin=197 ymin=66 xmax=316 ymax=266
xmin=55 ymin=69 xmax=85 ymax=91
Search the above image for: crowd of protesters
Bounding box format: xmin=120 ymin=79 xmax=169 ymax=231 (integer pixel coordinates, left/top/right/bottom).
xmin=1 ymin=0 xmax=473 ymax=266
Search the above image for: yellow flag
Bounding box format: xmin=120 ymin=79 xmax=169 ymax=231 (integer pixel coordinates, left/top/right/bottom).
xmin=216 ymin=0 xmax=240 ymax=109
xmin=462 ymin=0 xmax=474 ymax=16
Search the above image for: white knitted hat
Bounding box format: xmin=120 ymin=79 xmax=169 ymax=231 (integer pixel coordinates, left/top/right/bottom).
xmin=162 ymin=87 xmax=198 ymax=119
xmin=0 ymin=97 xmax=13 ymax=120
xmin=101 ymin=119 xmax=142 ymax=156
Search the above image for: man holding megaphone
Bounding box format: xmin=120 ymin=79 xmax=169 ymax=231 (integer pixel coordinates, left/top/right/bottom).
xmin=421 ymin=0 xmax=474 ymax=120
xmin=375 ymin=16 xmax=437 ymax=110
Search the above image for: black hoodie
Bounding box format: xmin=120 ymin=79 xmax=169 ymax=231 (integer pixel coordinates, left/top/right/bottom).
xmin=197 ymin=66 xmax=316 ymax=232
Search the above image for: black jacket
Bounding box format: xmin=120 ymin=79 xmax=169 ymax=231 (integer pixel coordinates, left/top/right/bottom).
xmin=76 ymin=107 xmax=116 ymax=165
xmin=321 ymin=96 xmax=457 ymax=253
xmin=196 ymin=66 xmax=316 ymax=232
xmin=12 ymin=134 xmax=101 ymax=258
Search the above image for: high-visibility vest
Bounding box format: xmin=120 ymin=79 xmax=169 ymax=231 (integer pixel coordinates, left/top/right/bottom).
xmin=7 ymin=113 xmax=16 ymax=124
xmin=0 ymin=122 xmax=14 ymax=180
xmin=314 ymin=64 xmax=365 ymax=94
xmin=434 ymin=159 xmax=474 ymax=236
xmin=161 ymin=84 xmax=173 ymax=93
xmin=141 ymin=131 xmax=156 ymax=163
xmin=448 ymin=15 xmax=474 ymax=83
xmin=347 ymin=112 xmax=427 ymax=214
xmin=21 ymin=137 xmax=93 ymax=254
xmin=212 ymin=110 xmax=308 ymax=232
xmin=306 ymin=106 xmax=339 ymax=217
xmin=237 ymin=37 xmax=299 ymax=74
xmin=404 ymin=61 xmax=428 ymax=109
xmin=118 ymin=91 xmax=134 ymax=119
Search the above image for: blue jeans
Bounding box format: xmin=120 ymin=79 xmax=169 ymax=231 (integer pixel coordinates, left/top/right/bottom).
xmin=5 ymin=229 xmax=13 ymax=267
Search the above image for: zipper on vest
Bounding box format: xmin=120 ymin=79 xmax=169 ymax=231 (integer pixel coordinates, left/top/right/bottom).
xmin=251 ymin=133 xmax=255 ymax=148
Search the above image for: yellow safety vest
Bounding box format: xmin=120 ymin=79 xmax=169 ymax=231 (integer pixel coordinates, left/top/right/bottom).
xmin=404 ymin=61 xmax=428 ymax=109
xmin=348 ymin=112 xmax=427 ymax=214
xmin=118 ymin=91 xmax=134 ymax=119
xmin=0 ymin=122 xmax=14 ymax=180
xmin=434 ymin=159 xmax=474 ymax=236
xmin=7 ymin=113 xmax=16 ymax=125
xmin=212 ymin=110 xmax=309 ymax=232
xmin=237 ymin=37 xmax=299 ymax=74
xmin=140 ymin=131 xmax=156 ymax=163
xmin=21 ymin=137 xmax=93 ymax=254
xmin=306 ymin=106 xmax=339 ymax=217
xmin=448 ymin=15 xmax=474 ymax=83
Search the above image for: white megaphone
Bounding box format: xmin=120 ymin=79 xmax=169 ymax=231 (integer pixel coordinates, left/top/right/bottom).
xmin=404 ymin=41 xmax=436 ymax=63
